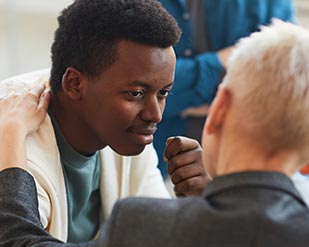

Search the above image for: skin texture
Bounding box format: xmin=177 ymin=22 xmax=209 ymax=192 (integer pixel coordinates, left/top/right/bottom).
xmin=50 ymin=40 xmax=176 ymax=156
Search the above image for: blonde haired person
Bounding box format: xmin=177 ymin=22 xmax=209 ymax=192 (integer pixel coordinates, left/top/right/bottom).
xmin=204 ymin=19 xmax=309 ymax=178
xmin=201 ymin=19 xmax=309 ymax=206
xmin=1 ymin=20 xmax=309 ymax=247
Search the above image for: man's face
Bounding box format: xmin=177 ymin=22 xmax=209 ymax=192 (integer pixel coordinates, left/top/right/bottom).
xmin=79 ymin=40 xmax=176 ymax=155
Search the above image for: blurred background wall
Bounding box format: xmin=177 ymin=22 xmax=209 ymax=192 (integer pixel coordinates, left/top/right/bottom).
xmin=0 ymin=0 xmax=308 ymax=81
xmin=0 ymin=0 xmax=73 ymax=81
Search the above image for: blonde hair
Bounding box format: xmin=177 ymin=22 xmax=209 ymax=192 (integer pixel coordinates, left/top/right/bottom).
xmin=223 ymin=19 xmax=309 ymax=157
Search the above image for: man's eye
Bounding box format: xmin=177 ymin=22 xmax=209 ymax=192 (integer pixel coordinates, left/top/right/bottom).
xmin=158 ymin=89 xmax=171 ymax=98
xmin=128 ymin=91 xmax=144 ymax=98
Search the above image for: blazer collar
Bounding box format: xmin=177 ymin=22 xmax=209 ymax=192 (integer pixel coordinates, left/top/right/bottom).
xmin=203 ymin=171 xmax=307 ymax=207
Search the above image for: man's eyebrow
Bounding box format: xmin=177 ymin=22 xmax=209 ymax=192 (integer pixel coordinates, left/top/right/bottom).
xmin=127 ymin=81 xmax=174 ymax=88
xmin=163 ymin=82 xmax=174 ymax=88
xmin=127 ymin=81 xmax=151 ymax=88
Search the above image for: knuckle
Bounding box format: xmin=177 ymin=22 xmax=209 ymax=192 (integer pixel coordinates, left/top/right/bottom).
xmin=185 ymin=180 xmax=194 ymax=191
xmin=196 ymin=164 xmax=206 ymax=174
xmin=175 ymin=169 xmax=186 ymax=181
xmin=196 ymin=146 xmax=203 ymax=153
xmin=192 ymin=138 xmax=200 ymax=146
xmin=168 ymin=158 xmax=181 ymax=170
xmin=167 ymin=165 xmax=173 ymax=175
xmin=172 ymin=158 xmax=182 ymax=168
xmin=184 ymin=178 xmax=200 ymax=193
xmin=174 ymin=183 xmax=183 ymax=194
xmin=171 ymin=175 xmax=178 ymax=185
xmin=172 ymin=136 xmax=182 ymax=146
xmin=173 ymin=184 xmax=180 ymax=193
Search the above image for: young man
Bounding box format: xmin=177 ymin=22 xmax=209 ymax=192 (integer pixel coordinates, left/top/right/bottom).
xmin=0 ymin=0 xmax=208 ymax=243
xmin=1 ymin=20 xmax=309 ymax=247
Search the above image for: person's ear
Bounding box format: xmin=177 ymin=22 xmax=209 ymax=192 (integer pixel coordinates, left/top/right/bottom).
xmin=61 ymin=67 xmax=85 ymax=100
xmin=205 ymin=85 xmax=231 ymax=134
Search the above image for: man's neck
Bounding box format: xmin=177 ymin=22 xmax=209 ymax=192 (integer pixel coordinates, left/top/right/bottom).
xmin=216 ymin=137 xmax=301 ymax=177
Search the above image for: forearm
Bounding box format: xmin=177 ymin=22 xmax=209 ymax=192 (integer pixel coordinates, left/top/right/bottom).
xmin=0 ymin=123 xmax=27 ymax=170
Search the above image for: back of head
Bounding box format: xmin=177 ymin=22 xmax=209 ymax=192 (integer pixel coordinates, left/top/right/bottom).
xmin=50 ymin=0 xmax=181 ymax=93
xmin=223 ymin=20 xmax=309 ymax=158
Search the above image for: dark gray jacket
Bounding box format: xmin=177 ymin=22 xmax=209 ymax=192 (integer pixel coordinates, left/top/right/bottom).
xmin=0 ymin=168 xmax=309 ymax=247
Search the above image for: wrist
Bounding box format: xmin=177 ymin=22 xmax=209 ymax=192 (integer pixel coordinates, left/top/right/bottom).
xmin=0 ymin=121 xmax=28 ymax=170
xmin=0 ymin=121 xmax=27 ymax=140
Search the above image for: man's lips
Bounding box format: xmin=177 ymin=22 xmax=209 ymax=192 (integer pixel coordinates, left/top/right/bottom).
xmin=128 ymin=125 xmax=158 ymax=135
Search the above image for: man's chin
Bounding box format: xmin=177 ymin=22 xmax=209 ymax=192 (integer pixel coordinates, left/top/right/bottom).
xmin=110 ymin=144 xmax=147 ymax=156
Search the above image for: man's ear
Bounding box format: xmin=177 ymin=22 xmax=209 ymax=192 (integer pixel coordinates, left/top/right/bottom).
xmin=205 ymin=85 xmax=231 ymax=134
xmin=61 ymin=67 xmax=85 ymax=100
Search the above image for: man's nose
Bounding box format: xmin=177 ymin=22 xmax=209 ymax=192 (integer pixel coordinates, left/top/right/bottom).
xmin=140 ymin=97 xmax=164 ymax=123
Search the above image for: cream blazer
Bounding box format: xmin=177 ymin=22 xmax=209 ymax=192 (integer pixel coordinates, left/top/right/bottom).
xmin=0 ymin=69 xmax=170 ymax=242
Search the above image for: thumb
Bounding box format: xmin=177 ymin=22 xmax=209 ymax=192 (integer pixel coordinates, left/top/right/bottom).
xmin=166 ymin=137 xmax=175 ymax=146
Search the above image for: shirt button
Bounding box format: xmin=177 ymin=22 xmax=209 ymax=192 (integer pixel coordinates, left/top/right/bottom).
xmin=182 ymin=12 xmax=190 ymax=20
xmin=184 ymin=49 xmax=192 ymax=57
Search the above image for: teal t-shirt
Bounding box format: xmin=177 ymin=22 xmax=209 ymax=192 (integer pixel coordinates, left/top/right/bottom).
xmin=49 ymin=112 xmax=101 ymax=243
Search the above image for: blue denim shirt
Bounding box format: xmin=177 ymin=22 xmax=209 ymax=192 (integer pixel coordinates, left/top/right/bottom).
xmin=154 ymin=0 xmax=295 ymax=176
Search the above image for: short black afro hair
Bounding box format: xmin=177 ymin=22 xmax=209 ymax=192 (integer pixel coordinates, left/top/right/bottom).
xmin=50 ymin=0 xmax=181 ymax=93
